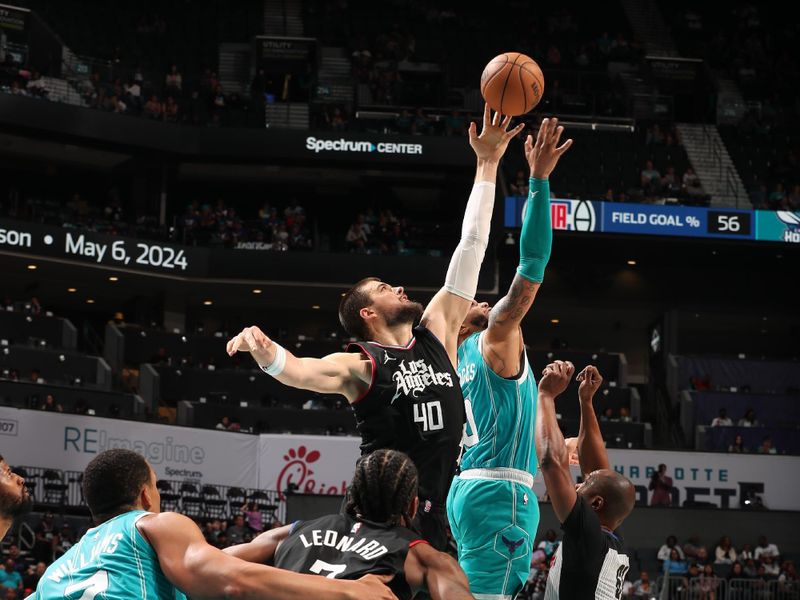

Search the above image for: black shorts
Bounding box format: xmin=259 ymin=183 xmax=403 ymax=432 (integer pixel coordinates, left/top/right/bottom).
xmin=411 ymin=499 xmax=448 ymax=551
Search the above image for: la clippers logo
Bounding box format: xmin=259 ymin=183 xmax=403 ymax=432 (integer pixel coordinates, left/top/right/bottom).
xmin=391 ymin=359 xmax=454 ymax=402
xmin=551 ymin=200 xmax=596 ymax=232
xmin=275 ymin=446 xmax=348 ymax=500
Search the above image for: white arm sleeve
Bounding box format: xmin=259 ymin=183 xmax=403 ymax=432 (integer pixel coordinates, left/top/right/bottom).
xmin=443 ymin=181 xmax=496 ymax=300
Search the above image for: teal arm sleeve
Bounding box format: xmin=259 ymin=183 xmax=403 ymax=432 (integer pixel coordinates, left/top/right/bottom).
xmin=517 ymin=178 xmax=552 ymax=283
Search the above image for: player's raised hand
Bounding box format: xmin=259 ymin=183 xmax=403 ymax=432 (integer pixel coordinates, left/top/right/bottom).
xmin=226 ymin=325 xmax=275 ymax=362
xmin=525 ymin=117 xmax=573 ymax=179
xmin=539 ymin=360 xmax=575 ymax=397
xmin=351 ymin=574 xmax=398 ymax=600
xmin=469 ymin=103 xmax=526 ymax=163
xmin=576 ymin=365 xmax=603 ymax=403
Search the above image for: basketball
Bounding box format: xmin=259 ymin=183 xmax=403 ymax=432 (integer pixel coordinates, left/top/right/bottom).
xmin=480 ymin=52 xmax=545 ymax=116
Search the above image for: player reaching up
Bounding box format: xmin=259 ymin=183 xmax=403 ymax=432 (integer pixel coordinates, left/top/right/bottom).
xmin=226 ymin=449 xmax=474 ymax=600
xmin=446 ymin=117 xmax=572 ymax=600
xmin=227 ymin=104 xmax=524 ymax=550
xmin=535 ymin=362 xmax=636 ymax=599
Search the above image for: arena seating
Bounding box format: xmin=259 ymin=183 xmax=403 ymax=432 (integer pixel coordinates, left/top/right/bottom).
xmin=0 ymin=309 xmax=77 ymax=350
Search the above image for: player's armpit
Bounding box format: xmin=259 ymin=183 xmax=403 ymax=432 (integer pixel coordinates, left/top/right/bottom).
xmin=406 ymin=543 xmax=474 ymax=600
xmin=223 ymin=525 xmax=292 ymax=564
xmin=420 ymin=288 xmax=472 ymax=364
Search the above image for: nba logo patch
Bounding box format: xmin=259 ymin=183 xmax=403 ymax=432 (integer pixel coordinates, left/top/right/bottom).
xmin=424 ymin=500 xmax=432 ymax=513
xmin=523 ymin=493 xmax=529 ymax=505
xmin=350 ymin=522 xmax=362 ymax=534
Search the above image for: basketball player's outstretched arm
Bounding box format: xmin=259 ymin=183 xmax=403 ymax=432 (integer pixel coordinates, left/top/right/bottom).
xmin=484 ymin=118 xmax=572 ymax=377
xmin=535 ymin=360 xmax=578 ymax=523
xmin=138 ymin=512 xmax=397 ymax=600
xmin=223 ymin=524 xmax=292 ymax=563
xmin=226 ymin=325 xmax=370 ymax=403
xmin=405 ymin=543 xmax=475 ymax=600
xmin=422 ymin=104 xmax=525 ymax=365
xmin=576 ymin=365 xmax=610 ymax=474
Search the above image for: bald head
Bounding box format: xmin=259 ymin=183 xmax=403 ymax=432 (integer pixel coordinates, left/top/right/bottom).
xmin=578 ymin=469 xmax=635 ymax=529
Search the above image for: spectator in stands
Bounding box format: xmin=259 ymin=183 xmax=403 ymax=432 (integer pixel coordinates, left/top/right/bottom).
xmin=9 ymin=81 xmax=28 ymax=97
xmin=698 ymin=564 xmax=719 ymax=599
xmin=165 ymin=64 xmax=183 ymax=95
xmin=738 ymin=408 xmax=759 ymax=427
xmin=22 ymin=562 xmax=46 ymax=591
xmin=682 ymin=167 xmax=705 ymax=198
xmin=0 ymin=559 xmax=22 ymax=595
xmin=445 ymin=110 xmax=466 ymax=137
xmin=345 ymin=215 xmax=369 ymax=252
xmin=727 ymin=562 xmax=747 ymax=591
xmin=510 ymin=170 xmax=529 ymax=197
xmin=26 ymin=70 xmax=48 ymax=98
xmin=762 ymin=555 xmax=780 ymax=576
xmin=757 ymin=436 xmax=777 ymax=454
xmin=28 ymin=297 xmax=41 ymax=316
xmin=695 ymin=546 xmax=711 ymax=566
xmin=411 ymin=108 xmax=429 ymax=135
xmin=30 ymin=369 xmax=43 ymax=384
xmin=628 ymin=571 xmax=652 ymax=598
xmin=525 ymin=561 xmax=548 ymax=600
xmin=226 ymin=514 xmax=248 ymax=545
xmin=661 ymin=166 xmax=682 ymax=196
xmin=768 ymin=183 xmax=787 ymax=210
xmin=715 ymin=536 xmax=737 ymax=564
xmin=40 ymin=394 xmax=63 ymax=413
xmin=663 ymin=549 xmax=689 ymax=576
xmin=600 ymin=407 xmax=615 ymax=421
xmin=241 ymin=501 xmax=263 ymax=533
xmin=684 ymin=535 xmax=706 ymax=561
xmin=536 ymin=529 xmax=559 ymax=560
xmin=215 ymin=416 xmax=232 ymax=430
xmin=619 ymin=407 xmax=632 ymax=422
xmin=658 ymin=535 xmax=685 ymax=561
xmin=143 ymin=95 xmax=163 ymax=120
xmin=711 ymin=408 xmax=733 ymax=427
xmin=649 ymin=463 xmax=674 ymax=506
xmin=754 ymin=536 xmax=780 ymax=561
xmin=6 ymin=546 xmax=24 ymax=573
xmin=37 ymin=512 xmax=56 ymax=538
xmin=728 ymin=434 xmax=747 ymax=453
xmin=778 ymin=562 xmax=798 ymax=593
xmin=640 ymin=160 xmax=662 ymax=198
xmin=164 ymin=96 xmax=179 ymax=123
xmin=739 ymin=543 xmax=754 ymax=562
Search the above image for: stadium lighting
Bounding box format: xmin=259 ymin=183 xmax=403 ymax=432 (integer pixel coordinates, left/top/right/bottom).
xmin=108 ymin=276 xmax=119 ymax=282
xmin=86 ymin=299 xmax=95 ymax=304
xmin=312 ymin=305 xmax=321 ymax=310
xmin=203 ymin=300 xmax=213 ymax=306
xmin=551 ymin=319 xmax=560 ymax=324
xmin=627 ymin=260 xmax=636 ymax=266
xmin=27 ymin=264 xmax=37 ymax=270
xmin=252 ymin=289 xmax=262 ymax=294
xmin=67 ymin=288 xmax=77 ymax=293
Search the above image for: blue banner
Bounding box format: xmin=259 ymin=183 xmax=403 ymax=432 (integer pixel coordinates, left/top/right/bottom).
xmin=602 ymin=204 xmax=754 ymax=240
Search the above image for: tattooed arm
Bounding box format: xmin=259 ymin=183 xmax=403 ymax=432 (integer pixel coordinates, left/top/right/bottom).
xmin=482 ymin=274 xmax=541 ymax=377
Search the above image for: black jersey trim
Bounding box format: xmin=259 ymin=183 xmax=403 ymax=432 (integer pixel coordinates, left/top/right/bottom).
xmin=348 ymin=343 xmax=376 ymax=404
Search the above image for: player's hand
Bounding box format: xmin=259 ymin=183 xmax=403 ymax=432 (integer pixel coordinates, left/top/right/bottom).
xmin=226 ymin=325 xmax=275 ymax=363
xmin=525 ymin=117 xmax=573 ymax=179
xmin=469 ymin=103 xmax=526 ymax=163
xmin=538 ymin=360 xmax=574 ymax=397
xmin=576 ymin=365 xmax=603 ymax=404
xmin=350 ymin=573 xmax=398 ymax=600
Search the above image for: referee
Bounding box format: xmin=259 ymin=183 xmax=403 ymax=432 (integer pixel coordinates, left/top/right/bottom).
xmin=535 ymin=362 xmax=636 ymax=600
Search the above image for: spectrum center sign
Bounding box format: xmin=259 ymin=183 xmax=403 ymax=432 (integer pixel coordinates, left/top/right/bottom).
xmin=305 ymin=136 xmax=423 ymax=155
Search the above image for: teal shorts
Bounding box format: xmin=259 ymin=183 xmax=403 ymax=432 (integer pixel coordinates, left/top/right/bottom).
xmin=447 ymin=475 xmax=540 ymax=599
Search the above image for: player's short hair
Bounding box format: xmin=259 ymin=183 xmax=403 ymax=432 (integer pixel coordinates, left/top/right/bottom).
xmin=345 ymin=449 xmax=418 ymax=527
xmin=339 ymin=277 xmax=379 ymax=339
xmin=83 ymin=449 xmax=151 ymax=522
xmin=580 ymin=469 xmax=635 ymax=524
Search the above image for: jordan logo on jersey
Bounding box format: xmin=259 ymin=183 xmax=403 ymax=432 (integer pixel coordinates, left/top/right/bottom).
xmin=391 ymin=359 xmax=454 ymax=401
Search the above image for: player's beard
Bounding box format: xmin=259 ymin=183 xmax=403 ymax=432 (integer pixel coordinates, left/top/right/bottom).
xmin=0 ymin=487 xmax=33 ymax=519
xmin=470 ymin=313 xmax=489 ymax=330
xmin=384 ymin=301 xmax=425 ymax=328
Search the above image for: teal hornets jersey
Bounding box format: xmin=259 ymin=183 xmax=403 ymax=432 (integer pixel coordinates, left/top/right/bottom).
xmin=33 ymin=510 xmax=187 ymax=600
xmin=457 ymin=331 xmax=538 ymax=474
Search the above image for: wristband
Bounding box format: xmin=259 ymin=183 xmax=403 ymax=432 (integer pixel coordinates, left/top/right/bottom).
xmin=259 ymin=343 xmax=286 ymax=376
